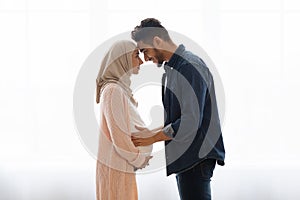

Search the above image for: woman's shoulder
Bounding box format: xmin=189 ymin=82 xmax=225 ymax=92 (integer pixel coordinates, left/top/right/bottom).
xmin=101 ymin=83 xmax=127 ymax=99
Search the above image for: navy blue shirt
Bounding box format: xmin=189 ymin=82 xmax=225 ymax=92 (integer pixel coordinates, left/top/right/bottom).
xmin=162 ymin=44 xmax=225 ymax=176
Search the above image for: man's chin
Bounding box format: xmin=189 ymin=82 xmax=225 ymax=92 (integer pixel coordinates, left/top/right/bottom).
xmin=156 ymin=62 xmax=164 ymax=68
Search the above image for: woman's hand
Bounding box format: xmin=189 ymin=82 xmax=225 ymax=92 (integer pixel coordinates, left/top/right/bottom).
xmin=134 ymin=156 xmax=153 ymax=170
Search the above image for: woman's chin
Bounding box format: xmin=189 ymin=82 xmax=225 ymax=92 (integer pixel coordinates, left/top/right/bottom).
xmin=132 ymin=70 xmax=139 ymax=75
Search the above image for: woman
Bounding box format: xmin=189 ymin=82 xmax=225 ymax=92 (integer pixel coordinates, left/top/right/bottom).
xmin=95 ymin=40 xmax=153 ymax=200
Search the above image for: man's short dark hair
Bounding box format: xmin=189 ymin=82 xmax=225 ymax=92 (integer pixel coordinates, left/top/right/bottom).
xmin=131 ymin=18 xmax=171 ymax=45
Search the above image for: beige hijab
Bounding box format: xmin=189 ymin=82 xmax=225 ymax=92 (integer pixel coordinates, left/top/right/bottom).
xmin=96 ymin=40 xmax=137 ymax=104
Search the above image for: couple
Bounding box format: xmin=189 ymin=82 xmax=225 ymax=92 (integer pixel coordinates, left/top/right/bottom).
xmin=96 ymin=18 xmax=225 ymax=200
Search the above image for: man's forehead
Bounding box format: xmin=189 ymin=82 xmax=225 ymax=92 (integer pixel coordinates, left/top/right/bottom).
xmin=136 ymin=41 xmax=151 ymax=51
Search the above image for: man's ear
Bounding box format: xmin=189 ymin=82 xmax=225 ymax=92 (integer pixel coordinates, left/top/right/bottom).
xmin=153 ymin=36 xmax=163 ymax=48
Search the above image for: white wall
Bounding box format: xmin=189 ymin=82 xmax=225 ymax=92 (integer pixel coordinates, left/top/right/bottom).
xmin=1 ymin=0 xmax=300 ymax=199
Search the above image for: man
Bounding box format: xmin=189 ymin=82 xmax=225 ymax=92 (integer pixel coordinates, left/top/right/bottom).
xmin=131 ymin=18 xmax=225 ymax=200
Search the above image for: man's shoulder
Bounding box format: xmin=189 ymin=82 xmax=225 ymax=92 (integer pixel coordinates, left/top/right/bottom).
xmin=181 ymin=50 xmax=206 ymax=68
xmin=177 ymin=51 xmax=208 ymax=74
xmin=176 ymin=51 xmax=212 ymax=84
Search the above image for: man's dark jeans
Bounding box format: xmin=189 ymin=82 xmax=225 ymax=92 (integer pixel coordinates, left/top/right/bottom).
xmin=176 ymin=159 xmax=216 ymax=200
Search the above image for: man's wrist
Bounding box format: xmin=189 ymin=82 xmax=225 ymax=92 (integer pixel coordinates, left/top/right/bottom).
xmin=153 ymin=129 xmax=172 ymax=142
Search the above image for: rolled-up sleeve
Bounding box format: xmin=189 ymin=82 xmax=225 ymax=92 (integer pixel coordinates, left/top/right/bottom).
xmin=162 ymin=123 xmax=175 ymax=138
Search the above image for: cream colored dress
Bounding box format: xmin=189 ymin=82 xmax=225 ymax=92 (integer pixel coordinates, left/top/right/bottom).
xmin=96 ymin=83 xmax=152 ymax=200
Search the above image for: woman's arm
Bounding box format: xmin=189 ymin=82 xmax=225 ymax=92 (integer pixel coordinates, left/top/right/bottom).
xmin=103 ymin=85 xmax=149 ymax=168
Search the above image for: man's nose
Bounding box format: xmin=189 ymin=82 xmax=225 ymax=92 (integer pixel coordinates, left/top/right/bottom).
xmin=144 ymin=54 xmax=151 ymax=61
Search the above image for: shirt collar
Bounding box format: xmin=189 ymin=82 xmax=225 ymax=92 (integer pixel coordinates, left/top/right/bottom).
xmin=165 ymin=44 xmax=185 ymax=70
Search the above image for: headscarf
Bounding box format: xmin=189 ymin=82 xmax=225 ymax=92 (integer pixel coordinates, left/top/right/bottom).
xmin=96 ymin=40 xmax=137 ymax=105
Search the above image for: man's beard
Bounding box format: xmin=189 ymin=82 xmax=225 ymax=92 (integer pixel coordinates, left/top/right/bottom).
xmin=154 ymin=48 xmax=165 ymax=67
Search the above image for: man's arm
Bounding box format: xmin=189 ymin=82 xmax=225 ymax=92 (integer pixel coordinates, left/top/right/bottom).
xmin=168 ymin=63 xmax=207 ymax=143
xmin=132 ymin=63 xmax=207 ymax=146
xmin=131 ymin=126 xmax=172 ymax=147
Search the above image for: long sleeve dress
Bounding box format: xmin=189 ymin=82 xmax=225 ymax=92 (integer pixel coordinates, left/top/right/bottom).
xmin=96 ymin=83 xmax=152 ymax=200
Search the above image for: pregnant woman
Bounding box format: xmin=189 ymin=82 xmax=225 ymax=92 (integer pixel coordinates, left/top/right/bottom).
xmin=95 ymin=40 xmax=153 ymax=200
